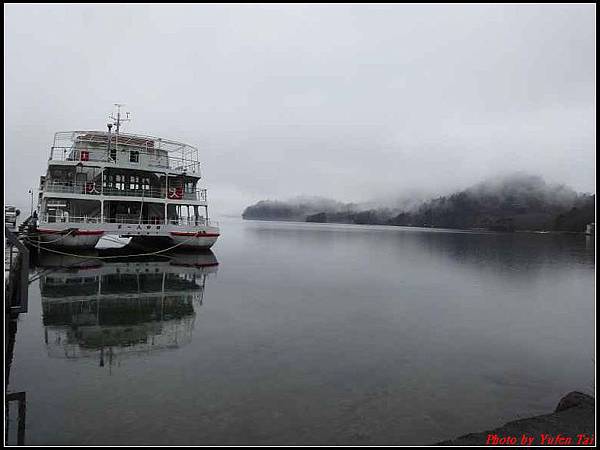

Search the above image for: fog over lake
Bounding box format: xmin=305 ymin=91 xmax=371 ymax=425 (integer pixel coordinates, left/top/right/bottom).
xmin=4 ymin=4 xmax=596 ymax=216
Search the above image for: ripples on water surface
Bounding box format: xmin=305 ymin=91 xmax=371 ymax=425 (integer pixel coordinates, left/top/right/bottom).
xmin=6 ymin=219 xmax=595 ymax=445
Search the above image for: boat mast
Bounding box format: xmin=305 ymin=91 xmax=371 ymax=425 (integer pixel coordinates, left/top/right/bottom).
xmin=110 ymin=103 xmax=130 ymax=134
xmin=103 ymin=104 xmax=131 ymax=223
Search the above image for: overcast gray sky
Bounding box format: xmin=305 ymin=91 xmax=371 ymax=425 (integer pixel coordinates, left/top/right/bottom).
xmin=4 ymin=4 xmax=596 ymax=216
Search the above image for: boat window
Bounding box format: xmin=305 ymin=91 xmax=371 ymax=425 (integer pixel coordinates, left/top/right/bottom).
xmin=103 ymin=173 xmax=114 ymax=189
xmin=115 ymin=174 xmax=125 ymax=190
xmin=129 ymin=176 xmax=139 ymax=190
xmin=130 ymin=150 xmax=140 ymax=163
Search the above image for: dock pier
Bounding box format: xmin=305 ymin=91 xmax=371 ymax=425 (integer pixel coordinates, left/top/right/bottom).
xmin=5 ymin=226 xmax=29 ymax=445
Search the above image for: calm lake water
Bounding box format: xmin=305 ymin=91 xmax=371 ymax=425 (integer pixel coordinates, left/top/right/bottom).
xmin=6 ymin=219 xmax=595 ymax=445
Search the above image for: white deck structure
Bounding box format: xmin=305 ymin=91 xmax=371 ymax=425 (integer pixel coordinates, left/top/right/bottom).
xmin=34 ymin=108 xmax=220 ymax=249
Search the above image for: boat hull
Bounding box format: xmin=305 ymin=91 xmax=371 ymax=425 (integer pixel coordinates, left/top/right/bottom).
xmin=31 ymin=224 xmax=220 ymax=250
xmin=36 ymin=229 xmax=104 ymax=249
xmin=169 ymin=231 xmax=220 ymax=249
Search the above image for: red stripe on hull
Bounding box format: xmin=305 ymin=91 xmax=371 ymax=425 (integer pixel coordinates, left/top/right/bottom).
xmin=37 ymin=229 xmax=104 ymax=236
xmin=170 ymin=232 xmax=220 ymax=237
xmin=73 ymin=230 xmax=104 ymax=236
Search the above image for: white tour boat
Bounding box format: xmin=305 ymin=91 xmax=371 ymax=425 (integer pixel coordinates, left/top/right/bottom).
xmin=33 ymin=106 xmax=220 ymax=249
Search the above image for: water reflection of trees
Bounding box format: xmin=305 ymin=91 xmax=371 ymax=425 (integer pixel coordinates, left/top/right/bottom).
xmin=36 ymin=251 xmax=219 ymax=368
xmin=411 ymin=230 xmax=595 ymax=272
xmin=248 ymin=223 xmax=594 ymax=274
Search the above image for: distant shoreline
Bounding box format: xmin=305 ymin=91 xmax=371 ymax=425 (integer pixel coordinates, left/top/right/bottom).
xmin=241 ymin=175 xmax=595 ymax=234
xmin=241 ymin=217 xmax=592 ymax=236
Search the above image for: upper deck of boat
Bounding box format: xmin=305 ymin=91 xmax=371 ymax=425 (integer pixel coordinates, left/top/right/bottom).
xmin=48 ymin=130 xmax=201 ymax=177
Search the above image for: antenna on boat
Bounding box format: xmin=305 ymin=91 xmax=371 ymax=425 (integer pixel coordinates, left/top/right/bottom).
xmin=109 ymin=103 xmax=131 ymax=134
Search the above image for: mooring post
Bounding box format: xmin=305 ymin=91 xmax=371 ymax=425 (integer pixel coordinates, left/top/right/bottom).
xmin=5 ymin=226 xmax=29 ymax=314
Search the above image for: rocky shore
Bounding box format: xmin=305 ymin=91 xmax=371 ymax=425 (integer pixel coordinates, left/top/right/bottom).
xmin=438 ymin=392 xmax=595 ymax=446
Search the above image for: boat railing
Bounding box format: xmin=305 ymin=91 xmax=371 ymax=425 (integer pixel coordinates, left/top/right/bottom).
xmin=39 ymin=214 xmax=218 ymax=227
xmin=49 ymin=146 xmax=201 ymax=174
xmin=44 ymin=181 xmax=101 ymax=195
xmin=44 ymin=181 xmax=207 ymax=201
xmin=103 ymin=186 xmax=165 ymax=199
xmin=168 ymin=188 xmax=207 ymax=201
xmin=40 ymin=215 xmax=103 ymax=224
xmin=168 ymin=218 xmax=219 ymax=227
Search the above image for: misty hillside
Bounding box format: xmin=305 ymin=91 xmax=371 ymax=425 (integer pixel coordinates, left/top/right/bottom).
xmin=241 ymin=197 xmax=349 ymax=222
xmin=242 ymin=174 xmax=595 ymax=232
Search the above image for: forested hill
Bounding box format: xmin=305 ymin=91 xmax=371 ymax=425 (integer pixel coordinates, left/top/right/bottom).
xmin=242 ymin=174 xmax=595 ymax=232
xmin=241 ymin=197 xmax=349 ymax=222
xmin=388 ymin=174 xmax=594 ymax=232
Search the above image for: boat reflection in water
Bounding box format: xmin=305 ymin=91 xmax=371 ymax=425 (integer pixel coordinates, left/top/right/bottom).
xmin=36 ymin=250 xmax=219 ymax=368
